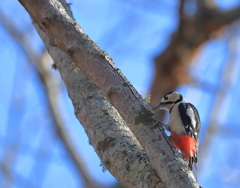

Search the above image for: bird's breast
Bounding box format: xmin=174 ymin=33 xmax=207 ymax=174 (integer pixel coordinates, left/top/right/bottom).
xmin=168 ymin=104 xmax=186 ymax=134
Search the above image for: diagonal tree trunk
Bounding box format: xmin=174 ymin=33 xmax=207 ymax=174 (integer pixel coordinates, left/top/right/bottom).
xmin=18 ymin=0 xmax=201 ymax=187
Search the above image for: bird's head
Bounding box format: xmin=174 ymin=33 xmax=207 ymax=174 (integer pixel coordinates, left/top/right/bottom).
xmin=152 ymin=91 xmax=184 ymax=111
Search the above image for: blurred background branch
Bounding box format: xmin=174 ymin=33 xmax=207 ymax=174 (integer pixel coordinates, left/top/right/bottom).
xmin=150 ymin=0 xmax=240 ymax=120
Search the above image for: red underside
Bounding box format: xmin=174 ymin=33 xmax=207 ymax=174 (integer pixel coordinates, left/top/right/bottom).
xmin=171 ymin=133 xmax=197 ymax=161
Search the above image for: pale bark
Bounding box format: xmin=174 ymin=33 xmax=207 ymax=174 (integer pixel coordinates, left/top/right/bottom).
xmin=28 ymin=1 xmax=164 ymax=187
xmin=19 ymin=0 xmax=200 ymax=187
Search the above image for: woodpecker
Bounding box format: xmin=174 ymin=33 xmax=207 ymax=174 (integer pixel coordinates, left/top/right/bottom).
xmin=153 ymin=91 xmax=201 ymax=174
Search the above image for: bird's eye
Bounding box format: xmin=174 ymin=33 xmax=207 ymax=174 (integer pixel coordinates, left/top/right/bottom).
xmin=164 ymin=96 xmax=168 ymax=100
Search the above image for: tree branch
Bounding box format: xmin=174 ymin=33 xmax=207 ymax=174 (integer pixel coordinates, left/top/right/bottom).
xmin=18 ymin=0 xmax=200 ymax=187
xmin=28 ymin=0 xmax=164 ymax=187
xmin=150 ymin=0 xmax=240 ymax=111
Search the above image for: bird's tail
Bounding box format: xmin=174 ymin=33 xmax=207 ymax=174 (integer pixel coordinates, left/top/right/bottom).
xmin=189 ymin=156 xmax=198 ymax=181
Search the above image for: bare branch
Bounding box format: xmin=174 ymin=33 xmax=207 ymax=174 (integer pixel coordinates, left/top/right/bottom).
xmin=150 ymin=0 xmax=240 ymax=111
xmin=179 ymin=0 xmax=185 ymax=20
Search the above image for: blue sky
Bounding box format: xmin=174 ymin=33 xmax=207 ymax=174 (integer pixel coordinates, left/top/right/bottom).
xmin=1 ymin=0 xmax=240 ymax=188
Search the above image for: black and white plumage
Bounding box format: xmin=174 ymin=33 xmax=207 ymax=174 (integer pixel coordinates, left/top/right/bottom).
xmin=153 ymin=91 xmax=201 ymax=178
xmin=178 ymin=103 xmax=200 ymax=140
xmin=153 ymin=91 xmax=201 ymax=140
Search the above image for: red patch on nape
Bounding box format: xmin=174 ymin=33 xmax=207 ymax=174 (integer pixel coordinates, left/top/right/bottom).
xmin=170 ymin=133 xmax=197 ymax=161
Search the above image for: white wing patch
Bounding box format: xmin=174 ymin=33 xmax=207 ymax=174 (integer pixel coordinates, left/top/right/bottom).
xmin=186 ymin=106 xmax=196 ymax=128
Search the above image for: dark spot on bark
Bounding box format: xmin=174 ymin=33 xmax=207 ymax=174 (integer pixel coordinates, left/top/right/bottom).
xmin=67 ymin=47 xmax=77 ymax=56
xmin=103 ymin=159 xmax=111 ymax=170
xmin=41 ymin=18 xmax=50 ymax=28
xmin=126 ymin=165 xmax=130 ymax=172
xmin=151 ymin=139 xmax=157 ymax=142
xmin=97 ymin=137 xmax=116 ymax=152
xmin=134 ymin=105 xmax=156 ymax=126
xmin=138 ymin=155 xmax=143 ymax=163
xmin=87 ymin=95 xmax=93 ymax=99
xmin=122 ymin=150 xmax=128 ymax=158
xmin=50 ymin=38 xmax=57 ymax=47
xmin=158 ymin=135 xmax=162 ymax=141
xmin=107 ymin=86 xmax=121 ymax=99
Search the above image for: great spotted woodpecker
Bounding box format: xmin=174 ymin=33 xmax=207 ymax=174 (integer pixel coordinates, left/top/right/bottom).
xmin=153 ymin=91 xmax=201 ymax=175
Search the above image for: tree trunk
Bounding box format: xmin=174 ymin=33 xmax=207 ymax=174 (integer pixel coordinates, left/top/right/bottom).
xmin=18 ymin=0 xmax=200 ymax=187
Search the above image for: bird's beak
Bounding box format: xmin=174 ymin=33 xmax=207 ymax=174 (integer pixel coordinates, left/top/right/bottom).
xmin=152 ymin=102 xmax=164 ymax=110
